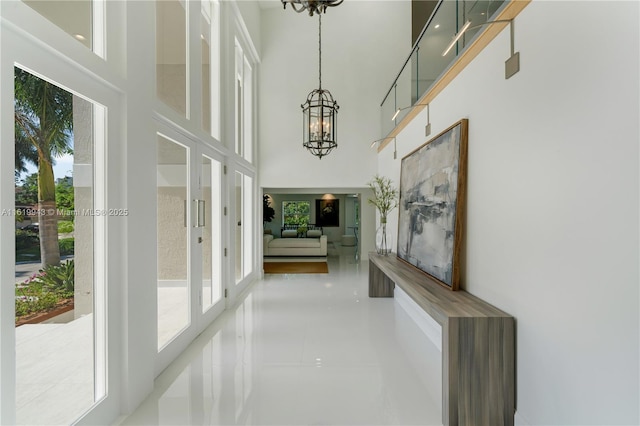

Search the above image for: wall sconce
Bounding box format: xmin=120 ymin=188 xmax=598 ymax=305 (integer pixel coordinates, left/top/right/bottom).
xmin=391 ymin=102 xmax=429 ymax=122
xmin=370 ymin=137 xmax=398 ymax=159
xmin=391 ymin=103 xmax=431 ymax=136
xmin=370 ymin=137 xmax=392 ymax=148
xmin=442 ymin=19 xmax=520 ymax=79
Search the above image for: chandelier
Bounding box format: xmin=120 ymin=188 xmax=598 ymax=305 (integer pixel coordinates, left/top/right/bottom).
xmin=281 ymin=0 xmax=344 ymax=16
xmin=300 ymin=13 xmax=339 ymax=159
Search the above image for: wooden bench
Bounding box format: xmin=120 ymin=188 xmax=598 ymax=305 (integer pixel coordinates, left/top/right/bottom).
xmin=369 ymin=253 xmax=515 ymax=426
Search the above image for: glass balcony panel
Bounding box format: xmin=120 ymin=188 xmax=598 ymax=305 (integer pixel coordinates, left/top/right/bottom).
xmin=461 ymin=0 xmax=504 ymax=50
xmin=381 ymin=0 xmax=507 ymax=139
xmin=415 ymin=0 xmax=458 ymax=99
xmin=393 ymin=60 xmax=412 ymax=126
xmin=380 ymin=86 xmax=397 ymax=138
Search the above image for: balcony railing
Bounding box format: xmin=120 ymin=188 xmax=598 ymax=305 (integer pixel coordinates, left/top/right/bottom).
xmin=380 ymin=0 xmax=507 ymax=137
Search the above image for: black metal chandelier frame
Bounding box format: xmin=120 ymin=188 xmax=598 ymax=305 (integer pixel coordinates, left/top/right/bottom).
xmin=281 ymin=0 xmax=344 ymax=16
xmin=300 ymin=12 xmax=339 ymax=159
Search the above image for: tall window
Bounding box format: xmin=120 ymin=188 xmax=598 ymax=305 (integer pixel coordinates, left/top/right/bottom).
xmin=234 ymin=171 xmax=253 ymax=284
xmin=234 ymin=39 xmax=253 ymax=162
xmin=22 ymin=0 xmax=104 ymax=56
xmin=201 ymin=0 xmax=220 ymax=139
xmin=14 ymin=67 xmax=106 ymax=425
xmin=156 ymin=0 xmax=187 ymax=117
xmin=282 ymin=201 xmax=310 ymax=226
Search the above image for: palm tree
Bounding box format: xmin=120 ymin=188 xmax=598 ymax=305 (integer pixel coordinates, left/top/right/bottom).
xmin=14 ymin=67 xmax=73 ymax=267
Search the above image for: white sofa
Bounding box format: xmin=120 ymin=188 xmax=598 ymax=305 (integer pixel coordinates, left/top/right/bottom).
xmin=263 ymin=234 xmax=327 ymax=257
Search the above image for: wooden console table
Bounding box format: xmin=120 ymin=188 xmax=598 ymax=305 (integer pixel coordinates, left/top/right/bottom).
xmin=369 ymin=253 xmax=515 ymax=426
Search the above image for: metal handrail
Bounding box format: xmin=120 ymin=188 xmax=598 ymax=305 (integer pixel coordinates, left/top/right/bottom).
xmin=379 ymin=0 xmax=444 ymax=107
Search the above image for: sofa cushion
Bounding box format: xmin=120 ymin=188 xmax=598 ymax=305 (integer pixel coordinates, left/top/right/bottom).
xmin=282 ymin=230 xmax=298 ymax=238
xmin=269 ymin=238 xmax=321 ymax=248
xmin=306 ymin=229 xmax=322 ymax=238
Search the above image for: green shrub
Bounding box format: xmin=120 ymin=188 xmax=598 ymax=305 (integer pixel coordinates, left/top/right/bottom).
xmin=15 ymin=292 xmax=59 ymax=317
xmin=57 ymin=220 xmax=74 ymax=233
xmin=35 ymin=260 xmax=74 ymax=297
xmin=59 ymin=238 xmax=74 ymax=255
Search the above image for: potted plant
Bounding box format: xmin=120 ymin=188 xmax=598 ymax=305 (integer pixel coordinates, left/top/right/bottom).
xmin=263 ymin=194 xmax=275 ymax=234
xmin=367 ymin=175 xmax=399 ymax=255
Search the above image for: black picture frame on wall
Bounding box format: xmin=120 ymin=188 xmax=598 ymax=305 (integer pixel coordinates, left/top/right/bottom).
xmin=315 ymin=199 xmax=339 ymax=227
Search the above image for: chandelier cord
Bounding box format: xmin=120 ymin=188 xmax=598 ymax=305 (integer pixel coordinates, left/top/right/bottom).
xmin=318 ymin=13 xmax=322 ymax=90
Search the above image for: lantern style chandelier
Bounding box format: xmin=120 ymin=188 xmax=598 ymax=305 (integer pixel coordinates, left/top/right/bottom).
xmin=299 ymin=12 xmax=340 ymax=159
xmin=281 ymin=0 xmax=344 ymax=16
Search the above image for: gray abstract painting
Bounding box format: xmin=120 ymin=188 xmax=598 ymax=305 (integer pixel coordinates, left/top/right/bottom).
xmin=397 ymin=120 xmax=467 ymax=289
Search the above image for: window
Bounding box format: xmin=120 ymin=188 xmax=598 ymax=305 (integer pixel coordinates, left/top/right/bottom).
xmin=234 ymin=39 xmax=253 ymax=162
xmin=282 ymin=201 xmax=310 ymax=226
xmin=22 ymin=0 xmax=104 ymax=56
xmin=13 ymin=66 xmax=107 ymax=425
xmin=234 ymin=171 xmax=254 ymax=284
xmin=156 ymin=0 xmax=187 ymax=117
xmin=202 ymin=0 xmax=221 ymax=138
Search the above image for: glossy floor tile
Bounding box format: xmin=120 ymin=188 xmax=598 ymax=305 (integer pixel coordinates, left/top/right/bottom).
xmin=121 ymin=253 xmax=442 ymax=426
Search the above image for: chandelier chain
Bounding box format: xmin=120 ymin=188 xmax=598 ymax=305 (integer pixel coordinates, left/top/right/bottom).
xmin=318 ymin=13 xmax=322 ymax=90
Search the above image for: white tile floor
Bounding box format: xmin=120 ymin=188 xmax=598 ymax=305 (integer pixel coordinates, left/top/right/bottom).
xmin=121 ymin=250 xmax=443 ymax=426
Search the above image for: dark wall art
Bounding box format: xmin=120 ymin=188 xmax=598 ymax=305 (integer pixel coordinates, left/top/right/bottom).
xmin=315 ymin=199 xmax=339 ymax=227
xmin=397 ymin=119 xmax=468 ymax=290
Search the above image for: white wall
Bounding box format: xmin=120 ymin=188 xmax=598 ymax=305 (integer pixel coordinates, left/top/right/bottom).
xmin=258 ymin=1 xmax=410 ymax=189
xmin=379 ymin=1 xmax=640 ymax=424
xmin=234 ymin=0 xmax=261 ymax=57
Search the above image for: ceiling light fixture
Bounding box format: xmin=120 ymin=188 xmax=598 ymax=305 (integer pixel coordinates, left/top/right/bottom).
xmin=442 ymin=19 xmax=520 ymax=79
xmin=300 ymin=12 xmax=340 ymax=159
xmin=281 ymin=0 xmax=344 ymax=16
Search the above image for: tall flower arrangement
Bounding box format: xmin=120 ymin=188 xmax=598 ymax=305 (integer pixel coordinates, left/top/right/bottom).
xmin=367 ymin=175 xmax=399 ymax=254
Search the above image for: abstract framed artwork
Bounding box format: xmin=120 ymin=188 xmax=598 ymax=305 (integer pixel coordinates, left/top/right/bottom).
xmin=315 ymin=199 xmax=339 ymax=227
xmin=396 ymin=119 xmax=468 ymax=290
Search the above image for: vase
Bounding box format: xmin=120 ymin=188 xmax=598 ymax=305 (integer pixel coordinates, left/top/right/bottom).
xmin=376 ymin=220 xmax=392 ymax=255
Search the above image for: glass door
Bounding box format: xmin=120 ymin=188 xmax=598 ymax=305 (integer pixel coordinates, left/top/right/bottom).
xmin=198 ymin=149 xmax=224 ymax=322
xmin=156 ymin=133 xmax=224 ymax=359
xmin=156 ymin=135 xmax=190 ymax=350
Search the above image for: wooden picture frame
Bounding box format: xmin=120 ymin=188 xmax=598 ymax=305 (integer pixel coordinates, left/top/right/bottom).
xmin=396 ymin=119 xmax=468 ymax=290
xmin=315 ymin=199 xmax=339 ymax=227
